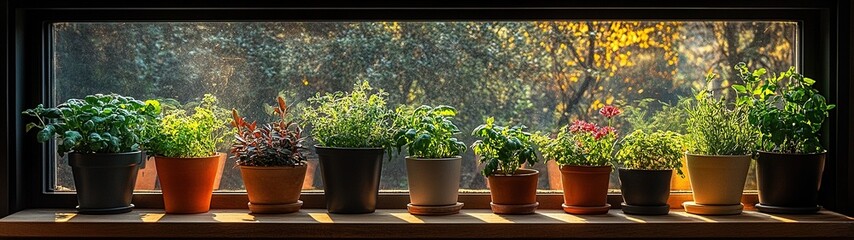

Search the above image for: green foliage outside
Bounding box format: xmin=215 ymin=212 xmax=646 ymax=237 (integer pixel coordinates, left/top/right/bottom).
xmin=149 ymin=94 xmax=232 ymax=158
xmin=303 ymin=81 xmax=397 ymax=149
xmin=471 ymin=117 xmax=539 ymax=176
xmin=732 ymin=63 xmax=835 ymax=154
xmin=393 ymin=105 xmax=467 ymax=159
xmin=231 ymin=96 xmax=307 ymax=167
xmin=616 ymin=130 xmax=685 ymax=176
xmin=684 ymin=74 xmax=757 ymax=156
xmin=23 ymin=94 xmax=161 ymax=156
xmin=621 ymin=98 xmax=691 ymax=134
xmin=50 ymin=22 xmax=798 ymax=190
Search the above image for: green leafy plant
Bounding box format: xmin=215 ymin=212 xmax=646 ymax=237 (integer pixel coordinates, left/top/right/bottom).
xmin=616 ymin=130 xmax=684 ymax=176
xmin=471 ymin=117 xmax=539 ymax=176
xmin=621 ymin=98 xmax=690 ymax=134
xmin=537 ymin=105 xmax=621 ymax=167
xmin=231 ymin=96 xmax=306 ymax=167
xmin=732 ymin=63 xmax=835 ymax=154
xmin=303 ymin=81 xmax=396 ymax=149
xmin=685 ymin=73 xmax=756 ymax=156
xmin=149 ymin=94 xmax=232 ymax=158
xmin=23 ymin=94 xmax=161 ymax=156
xmin=393 ymin=105 xmax=467 ymax=158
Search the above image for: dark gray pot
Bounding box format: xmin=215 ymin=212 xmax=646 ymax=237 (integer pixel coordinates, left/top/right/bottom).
xmin=315 ymin=146 xmax=384 ymax=214
xmin=618 ymin=169 xmax=672 ymax=215
xmin=755 ymin=151 xmax=826 ymax=214
xmin=68 ymin=151 xmax=142 ymax=214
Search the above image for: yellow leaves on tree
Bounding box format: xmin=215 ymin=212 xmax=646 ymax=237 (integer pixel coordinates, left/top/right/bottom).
xmin=507 ymin=21 xmax=682 ymax=125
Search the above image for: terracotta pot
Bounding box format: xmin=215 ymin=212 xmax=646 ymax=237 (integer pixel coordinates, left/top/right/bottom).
xmin=406 ymin=157 xmax=462 ymax=206
xmin=560 ymin=165 xmax=612 ymax=214
xmin=670 ymin=156 xmax=692 ymax=191
xmin=546 ymin=160 xmax=563 ymax=190
xmin=686 ymin=154 xmax=751 ymax=205
xmin=155 ymin=153 xmax=223 ymax=214
xmin=302 ymin=160 xmax=319 ymax=190
xmin=240 ymin=165 xmax=307 ymax=214
xmin=134 ymin=153 xmax=225 ymax=191
xmin=212 ymin=153 xmax=227 ymax=190
xmin=755 ymin=151 xmax=825 ymax=213
xmin=134 ymin=156 xmax=158 ymax=190
xmin=487 ymin=169 xmax=539 ymax=214
xmin=68 ymin=152 xmax=142 ymax=214
xmin=316 ymin=146 xmax=384 ymax=214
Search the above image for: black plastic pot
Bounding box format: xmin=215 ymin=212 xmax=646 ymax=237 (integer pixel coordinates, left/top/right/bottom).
xmin=68 ymin=151 xmax=142 ymax=214
xmin=755 ymin=151 xmax=826 ymax=214
xmin=315 ymin=146 xmax=384 ymax=214
xmin=618 ymin=169 xmax=672 ymax=215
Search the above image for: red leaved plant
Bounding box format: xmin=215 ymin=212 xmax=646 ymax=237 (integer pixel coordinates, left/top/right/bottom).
xmin=230 ymin=96 xmax=306 ymax=167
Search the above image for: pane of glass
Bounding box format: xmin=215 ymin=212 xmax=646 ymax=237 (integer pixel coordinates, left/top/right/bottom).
xmin=51 ymin=21 xmax=797 ymax=192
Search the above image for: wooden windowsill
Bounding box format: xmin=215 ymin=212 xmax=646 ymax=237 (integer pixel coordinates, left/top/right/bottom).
xmin=0 ymin=208 xmax=852 ymax=239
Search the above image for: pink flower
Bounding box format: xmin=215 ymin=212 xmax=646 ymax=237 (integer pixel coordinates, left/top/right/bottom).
xmin=569 ymin=120 xmax=597 ymax=133
xmin=599 ymin=106 xmax=621 ymax=119
xmin=593 ymin=126 xmax=615 ymax=140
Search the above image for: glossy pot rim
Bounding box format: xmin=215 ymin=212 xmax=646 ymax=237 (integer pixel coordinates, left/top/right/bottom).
xmin=406 ymin=156 xmax=462 ymax=161
xmin=757 ymin=150 xmax=827 ymax=156
xmin=489 ymin=168 xmax=539 ymax=177
xmin=239 ymin=164 xmax=308 ymax=170
xmin=68 ymin=151 xmax=142 ymax=156
xmin=314 ymin=145 xmax=384 ymax=151
xmin=153 ymin=152 xmax=224 ymax=160
xmin=617 ymin=168 xmax=673 ymax=173
xmin=684 ymin=153 xmax=752 ymax=158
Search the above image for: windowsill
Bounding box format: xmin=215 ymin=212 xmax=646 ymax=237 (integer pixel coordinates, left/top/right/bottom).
xmin=1 ymin=208 xmax=852 ymax=239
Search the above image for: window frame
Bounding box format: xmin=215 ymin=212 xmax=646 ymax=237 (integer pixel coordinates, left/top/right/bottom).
xmin=3 ymin=0 xmax=852 ymax=217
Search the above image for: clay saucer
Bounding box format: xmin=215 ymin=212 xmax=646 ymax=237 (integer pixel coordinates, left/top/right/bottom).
xmin=683 ymin=201 xmax=743 ymax=215
xmin=562 ymin=203 xmax=611 ymax=215
xmin=407 ymin=202 xmax=464 ymax=216
xmin=248 ymin=200 xmax=303 ymax=214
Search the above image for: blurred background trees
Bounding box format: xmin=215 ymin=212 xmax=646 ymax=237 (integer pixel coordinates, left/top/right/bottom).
xmin=52 ymin=21 xmax=796 ymax=191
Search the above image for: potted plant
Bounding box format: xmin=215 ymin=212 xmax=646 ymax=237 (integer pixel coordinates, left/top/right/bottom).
xmin=393 ymin=105 xmax=467 ymax=215
xmin=620 ymin=98 xmax=693 ymax=191
xmin=303 ymin=81 xmax=396 ymax=214
xmin=471 ymin=117 xmax=540 ymax=214
xmin=231 ymin=96 xmax=308 ymax=214
xmin=733 ymin=63 xmax=835 ymax=214
xmin=23 ymin=94 xmax=161 ymax=214
xmin=538 ymin=105 xmax=620 ymax=215
xmin=615 ymin=130 xmax=684 ymax=215
xmin=682 ymin=73 xmax=757 ymax=215
xmin=148 ymin=94 xmax=232 ymax=214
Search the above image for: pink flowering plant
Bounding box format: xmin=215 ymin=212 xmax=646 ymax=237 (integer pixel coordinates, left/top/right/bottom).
xmin=537 ymin=106 xmax=621 ymax=167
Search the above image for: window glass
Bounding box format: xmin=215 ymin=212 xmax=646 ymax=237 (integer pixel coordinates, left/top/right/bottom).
xmin=52 ymin=21 xmax=797 ymax=192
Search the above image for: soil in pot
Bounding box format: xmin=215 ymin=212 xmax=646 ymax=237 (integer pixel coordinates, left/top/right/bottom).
xmin=618 ymin=169 xmax=672 ymax=215
xmin=683 ymin=154 xmax=751 ymax=215
xmin=487 ymin=169 xmax=539 ymax=214
xmin=68 ymin=151 xmax=142 ymax=214
xmin=755 ymin=151 xmax=825 ymax=214
xmin=240 ymin=165 xmax=307 ymax=214
xmin=560 ymin=165 xmax=612 ymax=215
xmin=155 ymin=153 xmax=223 ymax=214
xmin=406 ymin=157 xmax=463 ymax=215
xmin=316 ymin=146 xmax=384 ymax=214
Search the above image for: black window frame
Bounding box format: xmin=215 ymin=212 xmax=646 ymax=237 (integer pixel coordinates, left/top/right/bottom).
xmin=3 ymin=0 xmax=852 ymax=217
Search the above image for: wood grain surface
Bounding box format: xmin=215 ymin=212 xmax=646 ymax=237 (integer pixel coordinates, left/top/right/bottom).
xmin=0 ymin=208 xmax=851 ymax=238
